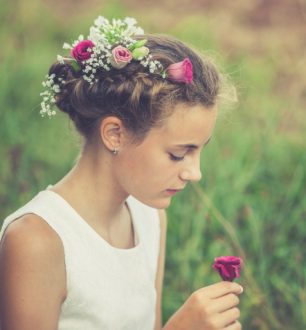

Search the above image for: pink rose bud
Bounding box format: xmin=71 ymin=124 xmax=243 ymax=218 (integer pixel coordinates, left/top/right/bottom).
xmin=71 ymin=40 xmax=95 ymax=62
xmin=110 ymin=46 xmax=133 ymax=69
xmin=212 ymin=256 xmax=243 ymax=282
xmin=166 ymin=58 xmax=193 ymax=84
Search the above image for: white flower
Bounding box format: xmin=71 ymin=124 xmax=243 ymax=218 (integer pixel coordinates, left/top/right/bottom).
xmin=95 ymin=16 xmax=110 ymax=28
xmin=125 ymin=17 xmax=137 ymax=27
xmin=57 ymin=55 xmax=65 ymax=64
xmin=63 ymin=42 xmax=72 ymax=50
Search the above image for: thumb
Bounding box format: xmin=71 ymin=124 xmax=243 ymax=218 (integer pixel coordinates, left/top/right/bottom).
xmin=231 ymin=282 xmax=244 ymax=295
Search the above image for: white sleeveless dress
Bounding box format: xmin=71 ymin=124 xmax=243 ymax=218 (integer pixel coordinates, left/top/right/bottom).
xmin=0 ymin=188 xmax=161 ymax=330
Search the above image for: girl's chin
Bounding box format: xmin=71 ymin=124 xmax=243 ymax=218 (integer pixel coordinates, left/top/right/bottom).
xmin=142 ymin=196 xmax=173 ymax=210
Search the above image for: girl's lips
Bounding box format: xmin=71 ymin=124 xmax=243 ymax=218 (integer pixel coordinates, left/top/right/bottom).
xmin=166 ymin=189 xmax=182 ymax=196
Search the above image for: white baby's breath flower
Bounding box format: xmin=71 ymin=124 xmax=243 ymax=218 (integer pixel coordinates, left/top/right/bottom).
xmin=39 ymin=74 xmax=61 ymax=117
xmin=53 ymin=85 xmax=60 ymax=93
xmin=63 ymin=42 xmax=72 ymax=50
xmin=94 ymin=16 xmax=107 ymax=27
xmin=57 ymin=55 xmax=65 ymax=64
xmin=125 ymin=17 xmax=137 ymax=27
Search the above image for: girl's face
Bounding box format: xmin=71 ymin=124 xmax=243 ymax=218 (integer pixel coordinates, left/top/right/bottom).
xmin=114 ymin=103 xmax=218 ymax=209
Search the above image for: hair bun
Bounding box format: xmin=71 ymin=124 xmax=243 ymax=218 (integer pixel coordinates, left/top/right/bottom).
xmin=49 ymin=61 xmax=81 ymax=83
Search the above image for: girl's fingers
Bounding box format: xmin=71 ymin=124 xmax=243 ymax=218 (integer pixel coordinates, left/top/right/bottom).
xmin=201 ymin=281 xmax=243 ymax=299
xmin=201 ymin=307 xmax=240 ymax=329
xmin=224 ymin=320 xmax=242 ymax=330
xmin=220 ymin=293 xmax=240 ymax=311
xmin=211 ymin=293 xmax=240 ymax=314
xmin=219 ymin=307 xmax=241 ymax=328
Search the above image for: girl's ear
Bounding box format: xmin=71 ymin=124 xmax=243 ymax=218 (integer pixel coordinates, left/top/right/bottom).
xmin=99 ymin=116 xmax=126 ymax=152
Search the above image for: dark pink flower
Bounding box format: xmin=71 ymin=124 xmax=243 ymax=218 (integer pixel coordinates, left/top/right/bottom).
xmin=212 ymin=256 xmax=242 ymax=282
xmin=110 ymin=46 xmax=133 ymax=69
xmin=71 ymin=40 xmax=95 ymax=62
xmin=166 ymin=58 xmax=193 ymax=84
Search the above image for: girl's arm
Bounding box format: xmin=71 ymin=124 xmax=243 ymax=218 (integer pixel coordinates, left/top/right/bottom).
xmin=154 ymin=209 xmax=167 ymax=330
xmin=0 ymin=214 xmax=66 ymax=330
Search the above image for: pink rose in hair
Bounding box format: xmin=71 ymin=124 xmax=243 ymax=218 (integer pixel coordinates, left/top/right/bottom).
xmin=71 ymin=40 xmax=95 ymax=62
xmin=110 ymin=46 xmax=133 ymax=69
xmin=166 ymin=58 xmax=193 ymax=84
xmin=212 ymin=256 xmax=242 ymax=282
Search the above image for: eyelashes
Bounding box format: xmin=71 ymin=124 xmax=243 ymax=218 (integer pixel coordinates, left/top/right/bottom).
xmin=169 ymin=153 xmax=185 ymax=161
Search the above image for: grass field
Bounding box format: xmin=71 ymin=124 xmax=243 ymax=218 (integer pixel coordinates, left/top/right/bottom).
xmin=1 ymin=1 xmax=306 ymax=329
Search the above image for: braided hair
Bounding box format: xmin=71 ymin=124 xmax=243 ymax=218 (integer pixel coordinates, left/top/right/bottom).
xmin=49 ymin=34 xmax=220 ymax=141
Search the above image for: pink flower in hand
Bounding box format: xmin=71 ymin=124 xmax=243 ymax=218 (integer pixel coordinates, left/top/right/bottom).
xmin=166 ymin=58 xmax=193 ymax=84
xmin=213 ymin=256 xmax=243 ymax=282
xmin=110 ymin=46 xmax=133 ymax=69
xmin=71 ymin=40 xmax=95 ymax=62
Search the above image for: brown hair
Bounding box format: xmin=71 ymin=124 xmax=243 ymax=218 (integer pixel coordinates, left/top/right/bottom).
xmin=49 ymin=34 xmax=221 ymax=141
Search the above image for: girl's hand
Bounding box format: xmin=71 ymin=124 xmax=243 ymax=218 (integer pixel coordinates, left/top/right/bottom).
xmin=163 ymin=281 xmax=243 ymax=330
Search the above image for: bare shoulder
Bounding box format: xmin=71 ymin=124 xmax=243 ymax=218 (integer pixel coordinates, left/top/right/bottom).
xmin=0 ymin=213 xmax=66 ymax=288
xmin=1 ymin=213 xmax=64 ymax=259
xmin=0 ymin=214 xmax=66 ymax=329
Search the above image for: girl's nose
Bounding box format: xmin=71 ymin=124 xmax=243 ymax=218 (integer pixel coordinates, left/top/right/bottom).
xmin=179 ymin=157 xmax=202 ymax=182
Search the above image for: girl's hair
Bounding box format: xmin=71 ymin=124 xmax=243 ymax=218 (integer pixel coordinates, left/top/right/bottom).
xmin=49 ymin=34 xmax=221 ymax=142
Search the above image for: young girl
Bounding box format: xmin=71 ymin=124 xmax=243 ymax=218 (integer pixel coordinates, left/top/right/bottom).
xmin=0 ymin=17 xmax=243 ymax=330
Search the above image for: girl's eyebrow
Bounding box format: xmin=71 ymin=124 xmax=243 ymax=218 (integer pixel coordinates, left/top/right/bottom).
xmin=174 ymin=137 xmax=212 ymax=149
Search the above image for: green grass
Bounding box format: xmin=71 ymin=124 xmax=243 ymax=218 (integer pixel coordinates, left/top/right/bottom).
xmin=1 ymin=2 xmax=305 ymax=329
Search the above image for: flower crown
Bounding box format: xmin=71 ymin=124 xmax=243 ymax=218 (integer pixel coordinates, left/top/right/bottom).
xmin=40 ymin=16 xmax=193 ymax=117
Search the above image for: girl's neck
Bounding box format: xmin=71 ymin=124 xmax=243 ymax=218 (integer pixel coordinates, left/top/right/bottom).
xmin=51 ymin=143 xmax=129 ymax=231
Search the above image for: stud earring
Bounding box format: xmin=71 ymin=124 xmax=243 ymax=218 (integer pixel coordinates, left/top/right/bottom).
xmin=112 ymin=148 xmax=119 ymax=155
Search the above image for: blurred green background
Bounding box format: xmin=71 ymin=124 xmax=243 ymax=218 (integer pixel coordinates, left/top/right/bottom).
xmin=1 ymin=0 xmax=306 ymax=329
